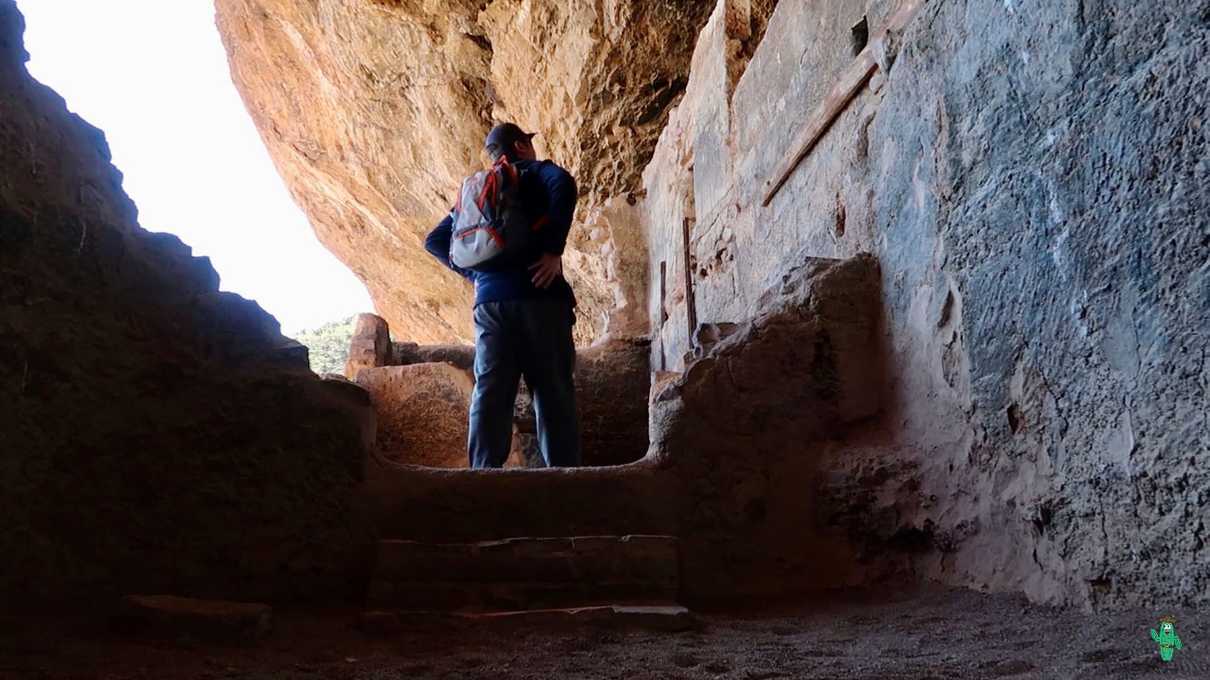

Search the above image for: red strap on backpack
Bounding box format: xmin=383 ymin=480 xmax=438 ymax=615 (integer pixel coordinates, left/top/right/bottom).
xmin=476 ymin=156 xmax=521 ymax=213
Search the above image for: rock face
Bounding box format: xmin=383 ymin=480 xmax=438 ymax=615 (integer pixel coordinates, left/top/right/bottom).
xmin=644 ymin=0 xmax=1209 ymax=607
xmin=356 ymin=363 xmax=474 ymax=468
xmin=214 ymin=0 xmax=715 ymax=344
xmin=0 ymin=2 xmax=374 ymax=605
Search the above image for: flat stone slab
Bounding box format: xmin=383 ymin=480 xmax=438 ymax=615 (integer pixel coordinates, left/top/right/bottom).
xmin=119 ymin=595 xmax=272 ymax=642
xmin=370 ymin=535 xmax=680 ymax=610
xmin=368 ymin=579 xmax=680 ymax=611
xmin=375 ymin=535 xmax=678 ymax=583
xmin=388 ymin=604 xmax=695 ymax=632
xmin=357 ymin=610 xmax=403 ymax=635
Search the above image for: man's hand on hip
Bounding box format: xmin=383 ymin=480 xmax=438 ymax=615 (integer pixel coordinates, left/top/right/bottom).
xmin=529 ymin=253 xmax=563 ymax=289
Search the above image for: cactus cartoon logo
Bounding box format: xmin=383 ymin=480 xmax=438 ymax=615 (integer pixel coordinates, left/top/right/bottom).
xmin=1149 ymin=615 xmax=1183 ymax=662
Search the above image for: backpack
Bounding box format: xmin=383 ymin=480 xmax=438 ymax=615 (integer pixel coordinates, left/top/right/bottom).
xmin=449 ymin=157 xmax=547 ymax=271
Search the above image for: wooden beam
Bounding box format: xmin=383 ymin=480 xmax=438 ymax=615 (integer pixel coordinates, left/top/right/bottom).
xmin=761 ymin=0 xmax=926 ymax=207
xmin=658 ymin=260 xmax=668 ymax=371
xmin=761 ymin=52 xmax=877 ymax=207
xmin=681 ymin=217 xmax=698 ymax=343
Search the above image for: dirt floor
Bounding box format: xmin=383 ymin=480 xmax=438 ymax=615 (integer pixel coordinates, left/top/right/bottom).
xmin=1 ymin=586 xmax=1204 ymax=679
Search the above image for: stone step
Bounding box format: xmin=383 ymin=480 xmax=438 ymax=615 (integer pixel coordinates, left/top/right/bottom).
xmin=368 ymin=535 xmax=679 ymax=610
xmin=375 ymin=535 xmax=679 ymax=583
xmin=367 ymin=460 xmax=679 ymax=544
xmin=361 ymin=604 xmax=695 ymax=634
xmin=368 ymin=580 xmax=680 ymax=611
xmin=115 ymin=594 xmax=272 ymax=642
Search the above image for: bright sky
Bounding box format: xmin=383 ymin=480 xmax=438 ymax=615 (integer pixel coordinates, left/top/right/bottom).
xmin=17 ymin=0 xmax=374 ymax=335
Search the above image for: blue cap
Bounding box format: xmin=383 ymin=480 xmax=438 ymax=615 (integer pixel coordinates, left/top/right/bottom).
xmin=484 ymin=122 xmax=536 ymax=157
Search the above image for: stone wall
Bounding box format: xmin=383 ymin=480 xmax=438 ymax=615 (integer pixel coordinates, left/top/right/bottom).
xmin=647 ymin=254 xmax=885 ymax=599
xmin=640 ymin=0 xmax=1208 ymax=608
xmin=0 ymin=2 xmax=374 ymax=605
xmin=356 ymin=363 xmax=474 ymax=468
xmin=348 ymin=314 xmax=651 ymax=468
xmin=366 ymin=254 xmax=885 ymax=604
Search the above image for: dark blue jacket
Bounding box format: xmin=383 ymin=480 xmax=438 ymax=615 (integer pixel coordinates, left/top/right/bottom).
xmin=425 ymin=159 xmax=577 ymax=308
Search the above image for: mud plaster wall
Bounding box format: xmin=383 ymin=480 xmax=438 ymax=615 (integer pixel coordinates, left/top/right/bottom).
xmin=642 ymin=0 xmax=1208 ymax=608
xmin=0 ymin=3 xmax=374 ymax=605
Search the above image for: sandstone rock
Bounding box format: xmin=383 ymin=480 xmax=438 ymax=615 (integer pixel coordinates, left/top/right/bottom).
xmin=356 ymin=363 xmax=474 ymax=468
xmin=0 ymin=3 xmax=374 ymax=605
xmin=374 ymin=535 xmax=677 ymax=586
xmin=386 ymin=338 xmax=652 ymax=467
xmin=345 ymin=313 xmax=391 ymax=379
xmin=380 ymin=338 xmax=648 ymax=466
xmin=684 ymin=322 xmax=743 ymax=365
xmin=215 ymin=0 xmax=714 ymax=344
xmin=120 ymin=595 xmax=272 ymax=642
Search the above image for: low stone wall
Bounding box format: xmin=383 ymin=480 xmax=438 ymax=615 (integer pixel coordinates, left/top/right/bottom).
xmin=368 ymin=255 xmax=885 ymax=602
xmin=349 ymin=318 xmax=652 ymax=468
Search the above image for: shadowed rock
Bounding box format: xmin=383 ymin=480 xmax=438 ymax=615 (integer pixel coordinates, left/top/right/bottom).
xmin=0 ymin=2 xmax=375 ymax=606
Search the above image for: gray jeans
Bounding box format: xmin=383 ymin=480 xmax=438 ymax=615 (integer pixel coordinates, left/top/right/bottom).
xmin=468 ymin=297 xmax=580 ymax=468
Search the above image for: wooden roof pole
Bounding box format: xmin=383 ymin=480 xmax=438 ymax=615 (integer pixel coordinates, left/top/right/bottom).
xmin=761 ymin=0 xmax=926 ymax=207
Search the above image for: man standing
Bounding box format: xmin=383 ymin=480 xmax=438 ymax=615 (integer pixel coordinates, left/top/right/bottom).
xmin=424 ymin=123 xmax=581 ymax=469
